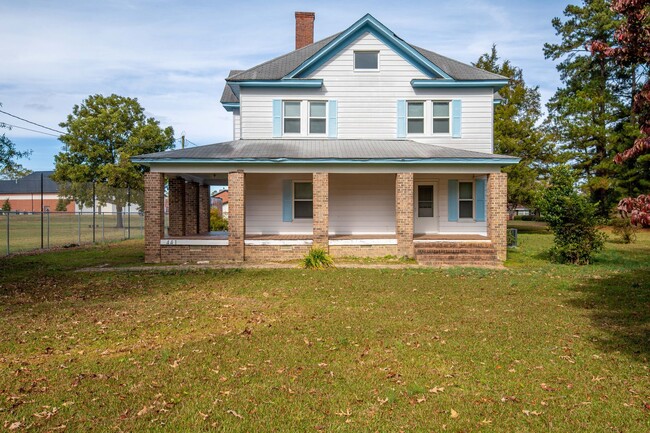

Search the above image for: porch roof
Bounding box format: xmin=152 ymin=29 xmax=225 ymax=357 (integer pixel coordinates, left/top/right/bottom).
xmin=132 ymin=140 xmax=520 ymax=166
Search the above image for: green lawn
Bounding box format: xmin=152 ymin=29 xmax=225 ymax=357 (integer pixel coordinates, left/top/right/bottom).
xmin=0 ymin=227 xmax=649 ymax=431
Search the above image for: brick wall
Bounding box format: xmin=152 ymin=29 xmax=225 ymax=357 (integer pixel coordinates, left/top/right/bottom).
xmin=395 ymin=173 xmax=414 ymax=258
xmin=228 ymin=171 xmax=245 ymax=261
xmin=295 ymin=12 xmax=315 ymax=49
xmin=312 ymin=172 xmax=329 ymax=248
xmin=245 ymin=244 xmax=311 ymax=262
xmin=329 ymin=244 xmax=398 ymax=258
xmin=168 ymin=177 xmax=185 ymax=237
xmin=185 ymin=181 xmax=198 ymax=235
xmin=488 ymin=172 xmax=508 ymax=261
xmin=144 ymin=172 xmax=164 ymax=263
xmin=160 ymin=245 xmax=240 ymax=263
xmin=199 ymin=184 xmax=210 ymax=234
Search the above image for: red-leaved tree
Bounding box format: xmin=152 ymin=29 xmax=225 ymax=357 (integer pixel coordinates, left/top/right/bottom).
xmin=590 ymin=0 xmax=650 ymax=226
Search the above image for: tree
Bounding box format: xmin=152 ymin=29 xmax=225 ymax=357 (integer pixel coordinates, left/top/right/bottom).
xmin=590 ymin=1 xmax=650 ymax=169
xmin=0 ymin=103 xmax=32 ymax=179
xmin=544 ymin=0 xmax=642 ymax=216
xmin=474 ymin=46 xmax=555 ymax=210
xmin=2 ymin=199 xmax=11 ymax=212
xmin=536 ymin=165 xmax=607 ymax=264
xmin=55 ymin=197 xmax=70 ymax=212
xmin=53 ymin=94 xmax=174 ymax=227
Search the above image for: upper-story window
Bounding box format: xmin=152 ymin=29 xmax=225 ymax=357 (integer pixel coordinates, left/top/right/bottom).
xmin=283 ymin=101 xmax=301 ymax=134
xmin=407 ymin=102 xmax=424 ymax=134
xmin=309 ymin=101 xmax=327 ymax=134
xmin=354 ymin=51 xmax=378 ymax=70
xmin=432 ymin=101 xmax=450 ymax=134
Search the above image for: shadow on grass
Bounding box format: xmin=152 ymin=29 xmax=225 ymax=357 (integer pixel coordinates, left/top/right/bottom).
xmin=568 ymin=267 xmax=650 ymax=359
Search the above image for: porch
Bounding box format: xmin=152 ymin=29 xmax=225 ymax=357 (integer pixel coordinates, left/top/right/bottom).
xmin=143 ymin=171 xmax=507 ymax=264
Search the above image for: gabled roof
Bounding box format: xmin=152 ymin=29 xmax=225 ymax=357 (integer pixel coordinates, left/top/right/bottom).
xmin=221 ymin=14 xmax=507 ymax=105
xmin=0 ymin=171 xmax=60 ymax=194
xmin=133 ymin=139 xmax=519 ymax=166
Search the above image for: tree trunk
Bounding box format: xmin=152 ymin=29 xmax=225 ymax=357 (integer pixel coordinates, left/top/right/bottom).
xmin=116 ymin=204 xmax=124 ymax=228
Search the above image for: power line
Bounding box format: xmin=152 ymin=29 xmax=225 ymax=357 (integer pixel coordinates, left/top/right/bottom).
xmin=0 ymin=109 xmax=65 ymax=134
xmin=185 ymin=139 xmax=199 ymax=147
xmin=0 ymin=122 xmax=60 ymax=138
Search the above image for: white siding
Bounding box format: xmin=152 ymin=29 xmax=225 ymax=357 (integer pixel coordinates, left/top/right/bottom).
xmin=245 ymin=173 xmax=313 ymax=235
xmin=329 ymin=174 xmax=396 ymax=235
xmin=415 ymin=173 xmax=487 ymax=235
xmin=239 ymin=32 xmax=494 ymax=153
xmin=233 ymin=109 xmax=241 ymax=140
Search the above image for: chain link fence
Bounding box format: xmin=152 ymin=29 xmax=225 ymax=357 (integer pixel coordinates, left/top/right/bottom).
xmin=1 ymin=211 xmax=144 ymax=255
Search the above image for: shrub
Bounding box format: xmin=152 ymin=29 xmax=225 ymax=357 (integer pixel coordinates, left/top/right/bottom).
xmin=513 ymin=214 xmax=543 ymax=221
xmin=611 ymin=216 xmax=637 ymax=244
xmin=210 ymin=208 xmax=228 ymax=231
xmin=1 ymin=199 xmax=10 ymax=212
xmin=536 ymin=166 xmax=606 ymax=265
xmin=302 ymin=246 xmax=334 ymax=269
xmin=55 ymin=198 xmax=70 ymax=212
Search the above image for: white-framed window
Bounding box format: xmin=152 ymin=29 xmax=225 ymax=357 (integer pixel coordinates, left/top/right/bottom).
xmin=283 ymin=101 xmax=301 ymax=134
xmin=417 ymin=184 xmax=434 ymax=217
xmin=432 ymin=101 xmax=450 ymax=134
xmin=354 ymin=51 xmax=379 ymax=70
xmin=309 ymin=101 xmax=327 ymax=134
xmin=294 ymin=182 xmax=313 ymax=219
xmin=458 ymin=181 xmax=473 ymax=219
xmin=407 ymin=101 xmax=424 ymax=134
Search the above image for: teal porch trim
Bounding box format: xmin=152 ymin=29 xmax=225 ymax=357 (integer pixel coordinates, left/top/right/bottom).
xmin=132 ymin=157 xmax=521 ymax=166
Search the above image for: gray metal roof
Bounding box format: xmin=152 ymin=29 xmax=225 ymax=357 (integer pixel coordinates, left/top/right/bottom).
xmin=410 ymin=45 xmax=507 ymax=81
xmin=133 ymin=140 xmax=519 ymax=164
xmin=0 ymin=171 xmax=60 ymax=194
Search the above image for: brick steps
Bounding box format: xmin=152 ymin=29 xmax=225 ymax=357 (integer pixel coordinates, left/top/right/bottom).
xmin=415 ymin=242 xmax=500 ymax=267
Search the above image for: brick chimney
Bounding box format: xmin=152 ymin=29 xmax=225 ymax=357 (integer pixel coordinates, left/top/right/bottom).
xmin=295 ymin=12 xmax=315 ymax=50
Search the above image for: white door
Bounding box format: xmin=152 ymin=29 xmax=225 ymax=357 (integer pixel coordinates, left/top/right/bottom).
xmin=414 ymin=183 xmax=438 ymax=234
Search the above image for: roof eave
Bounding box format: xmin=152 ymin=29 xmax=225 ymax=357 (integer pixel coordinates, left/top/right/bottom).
xmin=132 ymin=157 xmax=520 ymax=166
xmin=411 ymin=79 xmax=509 ymax=90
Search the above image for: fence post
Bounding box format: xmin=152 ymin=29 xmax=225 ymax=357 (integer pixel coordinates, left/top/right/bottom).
xmin=127 ymin=186 xmax=131 ymax=240
xmin=5 ymin=212 xmax=9 ymax=256
xmin=102 ymin=212 xmax=105 ymax=243
xmin=47 ymin=212 xmax=50 ymax=249
xmin=92 ymin=182 xmax=96 ymax=244
xmin=77 ymin=211 xmax=81 ymax=245
xmin=140 ymin=213 xmax=143 ymax=238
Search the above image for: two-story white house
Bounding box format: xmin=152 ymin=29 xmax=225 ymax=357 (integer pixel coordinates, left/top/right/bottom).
xmin=133 ymin=12 xmax=519 ymax=265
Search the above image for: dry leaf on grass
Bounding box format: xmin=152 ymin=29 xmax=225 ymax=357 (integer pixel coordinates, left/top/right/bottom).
xmin=450 ymin=409 xmax=459 ymax=418
xmin=227 ymin=409 xmax=243 ymax=419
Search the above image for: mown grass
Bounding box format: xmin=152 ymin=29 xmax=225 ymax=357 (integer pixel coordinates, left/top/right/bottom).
xmin=0 ymin=227 xmax=649 ymax=432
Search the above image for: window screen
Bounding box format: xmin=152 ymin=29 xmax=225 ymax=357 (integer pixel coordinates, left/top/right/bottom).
xmin=354 ymin=51 xmax=378 ymax=69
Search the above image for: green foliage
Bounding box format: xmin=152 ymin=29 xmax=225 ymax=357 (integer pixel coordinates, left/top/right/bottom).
xmin=0 ymin=103 xmax=32 ymax=178
xmin=474 ymin=46 xmax=555 ymax=209
xmin=610 ymin=216 xmax=637 ymax=244
xmin=209 ymin=208 xmax=228 ymax=231
xmin=2 ymin=198 xmax=11 ymax=212
xmin=53 ymin=94 xmax=175 ymax=212
xmin=536 ymin=166 xmax=606 ymax=264
xmin=544 ymin=0 xmax=646 ymax=216
xmin=302 ymin=246 xmax=334 ymax=269
xmin=55 ymin=198 xmax=70 ymax=212
xmin=512 ymin=215 xmax=543 ymax=222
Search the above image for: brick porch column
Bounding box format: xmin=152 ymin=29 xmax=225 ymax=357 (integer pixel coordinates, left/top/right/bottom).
xmin=312 ymin=172 xmax=329 ymax=248
xmin=199 ymin=184 xmax=210 ymax=234
xmin=228 ymin=171 xmax=245 ymax=261
xmin=144 ymin=172 xmax=164 ymax=263
xmin=396 ymin=172 xmax=414 ymax=258
xmin=168 ymin=177 xmax=185 ymax=237
xmin=488 ymin=172 xmax=508 ymax=262
xmin=185 ymin=181 xmax=198 ymax=235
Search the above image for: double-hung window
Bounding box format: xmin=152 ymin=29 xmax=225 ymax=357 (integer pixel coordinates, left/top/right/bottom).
xmin=407 ymin=102 xmax=424 ymax=134
xmin=418 ymin=185 xmax=434 ymax=217
xmin=309 ymin=101 xmax=326 ymax=134
xmin=294 ymin=182 xmax=313 ymax=219
xmin=283 ymin=101 xmax=301 ymax=134
xmin=458 ymin=181 xmax=473 ymax=219
xmin=432 ymin=101 xmax=450 ymax=134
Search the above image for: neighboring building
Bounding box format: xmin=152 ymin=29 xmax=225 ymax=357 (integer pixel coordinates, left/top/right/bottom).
xmin=133 ymin=13 xmax=519 ymax=265
xmin=212 ymin=190 xmax=229 ymax=218
xmin=0 ymin=171 xmax=74 ymax=212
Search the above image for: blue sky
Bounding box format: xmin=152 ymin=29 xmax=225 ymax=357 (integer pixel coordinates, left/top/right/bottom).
xmin=1 ymin=0 xmax=570 ymax=171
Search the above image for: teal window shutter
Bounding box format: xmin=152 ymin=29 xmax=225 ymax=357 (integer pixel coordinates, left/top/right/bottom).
xmin=273 ymin=99 xmax=282 ymax=138
xmin=328 ymin=100 xmax=338 ymax=138
xmin=396 ymin=100 xmax=406 ymax=138
xmin=448 ymin=179 xmax=459 ymax=222
xmin=282 ymin=180 xmax=293 ymax=222
xmin=475 ymin=178 xmax=486 ymax=222
xmin=451 ymin=99 xmax=462 ymax=138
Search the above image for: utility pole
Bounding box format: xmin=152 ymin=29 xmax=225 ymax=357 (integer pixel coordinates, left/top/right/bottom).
xmin=40 ymin=172 xmax=44 ymax=249
xmin=181 ymin=134 xmax=185 ymax=149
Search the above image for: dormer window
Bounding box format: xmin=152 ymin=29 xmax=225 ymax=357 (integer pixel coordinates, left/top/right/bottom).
xmin=283 ymin=101 xmax=301 ymax=134
xmin=354 ymin=51 xmax=378 ymax=70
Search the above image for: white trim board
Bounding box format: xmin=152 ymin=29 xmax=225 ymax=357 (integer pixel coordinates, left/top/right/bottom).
xmin=413 ymin=239 xmax=490 ymax=243
xmin=161 ymin=239 xmax=229 ymax=246
xmin=245 ymin=239 xmax=313 ymax=246
xmin=329 ymin=239 xmax=397 ymax=246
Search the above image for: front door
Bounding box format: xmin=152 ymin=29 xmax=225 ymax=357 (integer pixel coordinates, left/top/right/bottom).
xmin=414 ymin=183 xmax=438 ymax=234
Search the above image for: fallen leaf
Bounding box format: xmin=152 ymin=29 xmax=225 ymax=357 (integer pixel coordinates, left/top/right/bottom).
xmin=8 ymin=422 xmax=22 ymax=430
xmin=227 ymin=409 xmax=243 ymax=419
xmin=522 ymin=409 xmax=542 ymax=416
xmin=450 ymin=409 xmax=459 ymax=418
xmin=429 ymin=387 xmax=445 ymax=394
xmin=137 ymin=405 xmax=149 ymax=417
